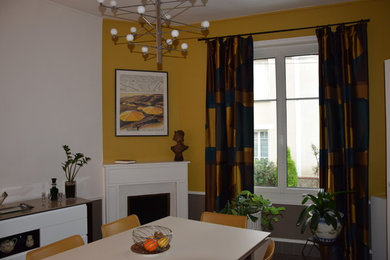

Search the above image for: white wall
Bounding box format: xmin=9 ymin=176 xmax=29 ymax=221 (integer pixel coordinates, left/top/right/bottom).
xmin=0 ymin=0 xmax=103 ymax=202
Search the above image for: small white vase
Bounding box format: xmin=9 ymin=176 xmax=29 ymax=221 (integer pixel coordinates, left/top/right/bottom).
xmin=247 ymin=211 xmax=262 ymax=230
xmin=313 ymin=217 xmax=342 ymax=243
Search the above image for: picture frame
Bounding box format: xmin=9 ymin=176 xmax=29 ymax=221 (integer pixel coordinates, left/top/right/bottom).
xmin=115 ymin=69 xmax=168 ymax=136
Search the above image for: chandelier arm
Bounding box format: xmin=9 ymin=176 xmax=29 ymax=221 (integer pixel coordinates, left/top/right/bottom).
xmin=141 ymin=16 xmax=155 ymax=29
xmin=163 ymin=18 xmax=203 ymax=29
xmin=160 ymin=0 xmax=187 ymax=15
xmin=156 ymin=0 xmax=162 ymax=64
xmin=101 ymin=4 xmax=203 ymax=30
xmin=115 ymin=0 xmax=183 ymax=9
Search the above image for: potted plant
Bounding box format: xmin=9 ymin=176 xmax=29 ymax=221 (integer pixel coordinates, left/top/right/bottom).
xmin=62 ymin=145 xmax=91 ymax=198
xmin=296 ymin=190 xmax=344 ymax=243
xmin=220 ymin=190 xmax=285 ymax=231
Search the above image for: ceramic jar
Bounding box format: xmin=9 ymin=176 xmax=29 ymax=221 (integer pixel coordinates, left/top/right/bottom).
xmin=0 ymin=237 xmax=17 ymax=254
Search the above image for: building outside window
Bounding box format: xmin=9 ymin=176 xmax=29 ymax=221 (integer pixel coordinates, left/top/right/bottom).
xmin=253 ymin=36 xmax=320 ymax=204
xmin=254 ymin=130 xmax=269 ymax=159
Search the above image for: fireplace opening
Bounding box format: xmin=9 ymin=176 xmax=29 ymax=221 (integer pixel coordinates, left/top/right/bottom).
xmin=127 ymin=193 xmax=170 ymax=225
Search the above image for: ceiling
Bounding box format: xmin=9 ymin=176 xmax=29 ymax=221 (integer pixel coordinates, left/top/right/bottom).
xmin=50 ymin=0 xmax=355 ymax=24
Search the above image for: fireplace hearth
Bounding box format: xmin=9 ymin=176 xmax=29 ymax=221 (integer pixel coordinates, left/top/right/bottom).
xmin=104 ymin=162 xmax=189 ymax=224
xmin=128 ymin=193 xmax=170 ymax=224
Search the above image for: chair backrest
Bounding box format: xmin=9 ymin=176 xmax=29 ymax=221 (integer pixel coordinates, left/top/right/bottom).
xmin=25 ymin=235 xmax=84 ymax=260
xmin=101 ymin=214 xmax=141 ymax=238
xmin=263 ymin=239 xmax=275 ymax=260
xmin=200 ymin=212 xmax=247 ymax=228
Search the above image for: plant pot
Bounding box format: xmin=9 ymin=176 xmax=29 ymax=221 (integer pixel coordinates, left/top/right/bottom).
xmin=65 ymin=181 xmax=76 ymax=198
xmin=247 ymin=211 xmax=262 ymax=230
xmin=312 ymin=217 xmax=342 ymax=243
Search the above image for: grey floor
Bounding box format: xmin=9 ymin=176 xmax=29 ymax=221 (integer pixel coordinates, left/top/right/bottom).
xmin=274 ymin=241 xmax=321 ymax=260
xmin=274 ymin=254 xmax=321 ymax=260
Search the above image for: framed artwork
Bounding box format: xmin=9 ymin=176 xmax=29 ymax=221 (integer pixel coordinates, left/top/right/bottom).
xmin=115 ymin=69 xmax=168 ymax=136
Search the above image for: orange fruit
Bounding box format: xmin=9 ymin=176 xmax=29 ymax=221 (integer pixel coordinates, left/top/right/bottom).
xmin=143 ymin=238 xmax=158 ymax=252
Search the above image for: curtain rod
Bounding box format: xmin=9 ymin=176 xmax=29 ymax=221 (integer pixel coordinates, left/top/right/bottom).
xmin=198 ymin=19 xmax=370 ymax=41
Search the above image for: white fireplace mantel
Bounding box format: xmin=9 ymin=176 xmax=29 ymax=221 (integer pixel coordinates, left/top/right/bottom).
xmin=104 ymin=161 xmax=189 ymax=223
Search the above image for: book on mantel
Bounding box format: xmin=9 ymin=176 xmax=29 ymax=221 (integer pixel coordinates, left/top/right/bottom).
xmin=114 ymin=160 xmax=136 ymax=164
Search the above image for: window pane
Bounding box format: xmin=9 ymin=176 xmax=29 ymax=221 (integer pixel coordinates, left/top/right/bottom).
xmin=286 ymin=55 xmax=318 ymax=99
xmin=286 ymin=99 xmax=319 ymax=188
xmin=254 ymin=102 xmax=277 ymax=187
xmin=254 ymin=132 xmax=259 ymax=158
xmin=260 ymin=131 xmax=269 ymax=159
xmin=254 ymin=58 xmax=276 ymax=100
xmin=254 ymin=58 xmax=277 ymax=187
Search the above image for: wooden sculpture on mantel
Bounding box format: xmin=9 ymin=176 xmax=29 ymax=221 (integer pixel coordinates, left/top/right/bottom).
xmin=171 ymin=130 xmax=188 ymax=161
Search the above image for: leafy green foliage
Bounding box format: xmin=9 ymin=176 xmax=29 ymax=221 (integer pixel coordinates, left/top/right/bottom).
xmin=296 ymin=190 xmax=346 ymax=234
xmin=311 ymin=144 xmax=319 ymax=176
xmin=62 ymin=145 xmax=91 ymax=182
xmin=220 ymin=190 xmax=285 ymax=231
xmin=254 ymin=158 xmax=277 ymax=186
xmin=254 ymin=147 xmax=298 ymax=187
xmin=286 ymin=147 xmax=298 ymax=187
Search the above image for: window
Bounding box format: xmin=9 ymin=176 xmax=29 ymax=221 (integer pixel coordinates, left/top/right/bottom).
xmin=253 ymin=36 xmax=319 ymax=204
xmin=254 ymin=130 xmax=269 ymax=159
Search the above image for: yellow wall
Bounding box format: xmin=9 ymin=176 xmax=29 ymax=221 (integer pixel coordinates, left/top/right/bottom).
xmin=103 ymin=0 xmax=390 ymax=195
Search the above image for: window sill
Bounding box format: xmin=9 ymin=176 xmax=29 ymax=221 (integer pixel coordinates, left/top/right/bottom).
xmin=254 ymin=186 xmax=320 ymax=205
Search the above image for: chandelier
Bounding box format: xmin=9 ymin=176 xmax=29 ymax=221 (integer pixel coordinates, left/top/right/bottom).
xmin=97 ymin=0 xmax=210 ymax=64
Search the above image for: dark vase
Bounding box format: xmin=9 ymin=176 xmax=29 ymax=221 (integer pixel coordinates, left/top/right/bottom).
xmin=65 ymin=181 xmax=76 ymax=198
xmin=50 ymin=178 xmax=58 ymax=201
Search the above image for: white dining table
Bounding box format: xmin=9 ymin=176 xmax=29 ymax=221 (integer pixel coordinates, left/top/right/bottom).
xmin=44 ymin=216 xmax=270 ymax=260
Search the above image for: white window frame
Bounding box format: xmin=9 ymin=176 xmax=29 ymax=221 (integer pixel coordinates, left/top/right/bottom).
xmin=253 ymin=36 xmax=320 ymax=205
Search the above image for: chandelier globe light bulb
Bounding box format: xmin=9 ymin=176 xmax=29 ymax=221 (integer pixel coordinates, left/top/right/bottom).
xmin=165 ymin=14 xmax=171 ymax=20
xmin=130 ymin=27 xmax=137 ymax=34
xmin=137 ymin=6 xmax=146 ymax=14
xmin=201 ymin=20 xmax=210 ymax=29
xmin=110 ymin=28 xmax=118 ymax=36
xmin=142 ymin=46 xmax=148 ymax=53
xmin=97 ymin=0 xmax=104 ymax=4
xmin=181 ymin=43 xmax=188 ymax=50
xmin=126 ymin=34 xmax=134 ymax=42
xmin=171 ymin=30 xmax=179 ymax=38
xmin=166 ymin=39 xmax=173 ymax=45
xmin=110 ymin=0 xmax=117 ymax=7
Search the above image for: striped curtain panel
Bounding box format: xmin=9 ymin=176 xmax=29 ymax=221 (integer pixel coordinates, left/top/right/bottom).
xmin=205 ymin=36 xmax=254 ymax=212
xmin=316 ymin=23 xmax=369 ymax=260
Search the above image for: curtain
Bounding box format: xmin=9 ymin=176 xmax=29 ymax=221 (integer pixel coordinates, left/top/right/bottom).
xmin=205 ymin=36 xmax=254 ymax=212
xmin=316 ymin=23 xmax=369 ymax=260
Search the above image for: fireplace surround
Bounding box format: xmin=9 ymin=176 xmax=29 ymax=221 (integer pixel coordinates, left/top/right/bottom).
xmin=104 ymin=162 xmax=189 ymax=224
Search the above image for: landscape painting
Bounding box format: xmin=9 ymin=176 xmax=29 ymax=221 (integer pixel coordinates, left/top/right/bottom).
xmin=115 ymin=69 xmax=168 ymax=136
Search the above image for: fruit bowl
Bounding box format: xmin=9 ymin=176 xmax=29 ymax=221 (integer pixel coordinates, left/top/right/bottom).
xmin=131 ymin=225 xmax=172 ymax=254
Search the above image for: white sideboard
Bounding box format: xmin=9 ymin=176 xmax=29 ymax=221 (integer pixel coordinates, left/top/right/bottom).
xmin=104 ymin=161 xmax=189 ymax=224
xmin=0 ymin=203 xmax=88 ymax=260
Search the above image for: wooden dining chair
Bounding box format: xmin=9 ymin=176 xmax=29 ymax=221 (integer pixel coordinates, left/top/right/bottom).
xmin=263 ymin=239 xmax=275 ymax=260
xmin=101 ymin=214 xmax=141 ymax=238
xmin=25 ymin=235 xmax=84 ymax=260
xmin=200 ymin=211 xmax=247 ymax=228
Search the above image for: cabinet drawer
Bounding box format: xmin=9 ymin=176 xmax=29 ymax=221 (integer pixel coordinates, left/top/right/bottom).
xmin=0 ymin=205 xmax=87 ymax=238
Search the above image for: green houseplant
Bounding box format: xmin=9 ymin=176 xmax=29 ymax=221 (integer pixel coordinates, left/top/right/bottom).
xmin=62 ymin=145 xmax=91 ymax=198
xmin=296 ymin=190 xmax=344 ymax=243
xmin=220 ymin=190 xmax=285 ymax=231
